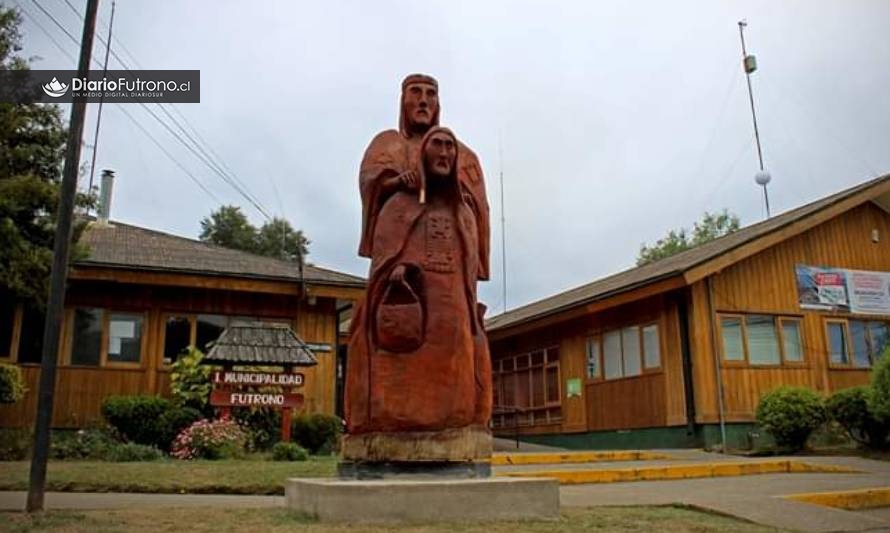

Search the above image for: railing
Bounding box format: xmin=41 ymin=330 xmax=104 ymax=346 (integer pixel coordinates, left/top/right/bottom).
xmin=492 ymin=404 xmax=527 ymax=450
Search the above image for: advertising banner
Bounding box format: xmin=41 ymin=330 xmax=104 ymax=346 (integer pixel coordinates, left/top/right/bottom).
xmin=796 ymin=264 xmax=890 ymax=315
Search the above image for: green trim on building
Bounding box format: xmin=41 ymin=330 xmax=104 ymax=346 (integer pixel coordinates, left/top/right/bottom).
xmin=505 ymin=423 xmax=770 ymax=450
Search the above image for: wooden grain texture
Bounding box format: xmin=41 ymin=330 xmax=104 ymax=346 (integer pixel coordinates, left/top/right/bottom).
xmin=691 ymin=202 xmax=890 ymax=423
xmin=0 ymin=280 xmax=344 ymax=427
xmin=490 ymin=294 xmax=684 ymax=434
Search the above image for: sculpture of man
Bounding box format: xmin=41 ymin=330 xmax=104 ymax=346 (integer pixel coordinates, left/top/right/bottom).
xmin=344 ymin=75 xmax=492 ymax=464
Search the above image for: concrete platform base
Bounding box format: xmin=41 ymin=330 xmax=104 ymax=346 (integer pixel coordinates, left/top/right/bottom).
xmin=285 ymin=476 xmax=559 ymax=523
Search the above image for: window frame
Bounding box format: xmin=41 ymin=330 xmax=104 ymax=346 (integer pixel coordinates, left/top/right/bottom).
xmin=585 ymin=335 xmax=602 ymax=381
xmin=161 ymin=313 xmax=198 ymax=367
xmin=719 ymin=313 xmax=806 ymax=367
xmin=103 ymin=311 xmax=147 ymax=369
xmin=777 ymin=317 xmax=805 ymax=366
xmin=0 ymin=304 xmax=21 ymax=361
xmin=641 ymin=322 xmax=662 ymax=371
xmin=825 ymin=318 xmax=852 ymax=369
xmin=64 ymin=307 xmax=147 ymax=369
xmin=491 ymin=345 xmax=562 ymax=428
xmin=825 ymin=318 xmax=890 ymax=370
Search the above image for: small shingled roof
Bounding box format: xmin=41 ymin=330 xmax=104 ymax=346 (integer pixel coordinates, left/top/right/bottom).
xmin=203 ymin=322 xmax=318 ymax=366
xmin=486 ymin=174 xmax=890 ymax=333
xmin=75 ymin=220 xmax=365 ymax=287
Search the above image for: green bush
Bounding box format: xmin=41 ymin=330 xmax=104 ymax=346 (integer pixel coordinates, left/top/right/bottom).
xmin=101 ymin=395 xmax=172 ymax=448
xmin=107 ymin=442 xmax=164 ymax=462
xmin=291 ymin=413 xmax=342 ymax=455
xmin=0 ymin=428 xmax=31 ymax=460
xmin=827 ymin=386 xmax=888 ymax=449
xmin=169 ymin=347 xmax=212 ymax=414
xmin=157 ymin=406 xmax=203 ymax=452
xmin=869 ymin=348 xmax=890 ymax=423
xmin=271 ymin=441 xmax=309 ymax=461
xmin=234 ymin=407 xmax=282 ymax=451
xmin=50 ymin=429 xmax=117 ymax=460
xmin=755 ymin=386 xmax=826 ymax=452
xmin=0 ymin=363 xmax=26 ymax=404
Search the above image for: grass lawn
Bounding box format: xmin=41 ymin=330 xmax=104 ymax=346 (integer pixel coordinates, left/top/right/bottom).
xmin=0 ymin=506 xmax=783 ymax=532
xmin=0 ymin=458 xmax=337 ymax=495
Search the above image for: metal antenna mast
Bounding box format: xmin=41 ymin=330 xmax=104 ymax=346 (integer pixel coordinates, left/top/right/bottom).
xmin=738 ymin=20 xmax=772 ymax=218
xmin=498 ymin=133 xmax=507 ymax=314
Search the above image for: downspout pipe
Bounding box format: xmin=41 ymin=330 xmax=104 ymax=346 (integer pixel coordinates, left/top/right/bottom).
xmin=675 ymin=291 xmax=697 ymax=437
xmin=705 ymin=276 xmax=728 ymax=452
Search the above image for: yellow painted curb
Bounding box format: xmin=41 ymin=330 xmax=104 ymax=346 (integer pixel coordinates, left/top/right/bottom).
xmin=491 ymin=450 xmax=672 ymax=466
xmin=496 ymin=460 xmax=860 ymax=485
xmin=785 ymin=487 xmax=890 ymax=510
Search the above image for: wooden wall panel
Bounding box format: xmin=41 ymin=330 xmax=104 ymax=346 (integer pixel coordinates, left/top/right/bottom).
xmin=1 ymin=280 xmax=343 ymax=427
xmin=691 ymin=202 xmax=890 ymax=423
xmin=586 ymin=373 xmax=666 ymax=430
xmin=490 ymin=293 xmax=685 ymax=434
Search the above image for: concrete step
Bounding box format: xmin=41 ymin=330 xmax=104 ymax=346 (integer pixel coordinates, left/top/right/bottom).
xmin=497 ymin=459 xmax=860 ymax=485
xmin=491 ymin=450 xmax=672 ymax=466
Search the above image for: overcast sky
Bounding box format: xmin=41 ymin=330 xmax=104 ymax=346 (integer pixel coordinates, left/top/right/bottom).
xmin=15 ymin=0 xmax=890 ymax=315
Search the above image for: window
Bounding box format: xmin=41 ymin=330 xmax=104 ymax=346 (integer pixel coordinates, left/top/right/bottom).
xmin=603 ymin=330 xmax=622 ymax=379
xmin=621 ymin=327 xmax=641 ymax=376
xmin=492 ymin=346 xmax=561 ymax=428
xmin=107 ymin=313 xmax=143 ymax=364
xmin=851 ymin=320 xmax=871 ymax=368
xmin=746 ymin=315 xmax=780 ymax=365
xmin=780 ymin=319 xmax=803 ymax=362
xmin=720 ymin=317 xmax=745 ymax=361
xmin=163 ymin=316 xmax=192 ymax=364
xmin=17 ymin=305 xmax=45 ymax=364
xmin=870 ymin=322 xmax=889 ymax=361
xmin=0 ymin=299 xmax=14 ymax=359
xmin=721 ymin=314 xmax=804 ymax=365
xmin=827 ymin=321 xmax=849 ymax=365
xmin=828 ymin=319 xmax=890 ymax=368
xmin=585 ymin=337 xmax=600 ymax=378
xmin=71 ymin=308 xmax=102 ymax=366
xmin=642 ymin=324 xmax=660 ymax=368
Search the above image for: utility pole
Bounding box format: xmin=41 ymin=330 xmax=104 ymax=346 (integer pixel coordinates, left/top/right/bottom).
xmin=498 ymin=133 xmax=507 ymax=314
xmin=86 ymin=0 xmax=115 ymax=208
xmin=737 ymin=20 xmax=772 ymax=218
xmin=27 ymin=0 xmax=101 ymax=513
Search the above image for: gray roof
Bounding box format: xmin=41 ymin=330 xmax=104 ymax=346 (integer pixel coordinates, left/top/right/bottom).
xmin=75 ymin=220 xmax=365 ymax=287
xmin=486 ymin=174 xmax=890 ymax=333
xmin=203 ymin=322 xmax=318 ymax=365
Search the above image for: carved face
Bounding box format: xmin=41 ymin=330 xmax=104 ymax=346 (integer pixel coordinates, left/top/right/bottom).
xmin=423 ymin=131 xmax=457 ymax=178
xmin=402 ymin=82 xmax=439 ymax=133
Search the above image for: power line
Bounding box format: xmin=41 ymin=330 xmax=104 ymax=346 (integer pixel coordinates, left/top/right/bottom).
xmin=31 ymin=0 xmax=273 ymax=218
xmin=12 ymin=1 xmax=76 ymax=63
xmin=58 ymin=0 xmax=272 ymax=220
xmin=22 ymin=0 xmax=221 ymax=204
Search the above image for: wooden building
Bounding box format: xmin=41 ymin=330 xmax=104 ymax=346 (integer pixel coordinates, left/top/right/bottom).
xmin=0 ymin=220 xmax=364 ymax=428
xmin=486 ymin=175 xmax=890 ymax=449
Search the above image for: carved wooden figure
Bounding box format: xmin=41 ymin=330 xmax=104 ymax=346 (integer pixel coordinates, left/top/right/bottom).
xmin=344 ymin=74 xmax=492 ymax=464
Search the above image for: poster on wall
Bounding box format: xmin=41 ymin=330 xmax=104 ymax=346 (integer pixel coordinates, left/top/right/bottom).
xmin=847 ymin=269 xmax=890 ymax=315
xmin=795 ymin=265 xmax=850 ymax=312
xmin=796 ymin=264 xmax=890 ymax=315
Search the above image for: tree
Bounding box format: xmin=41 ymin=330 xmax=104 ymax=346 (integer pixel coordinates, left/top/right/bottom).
xmin=637 ymin=210 xmax=740 ymax=266
xmin=199 ymin=205 xmax=256 ymax=252
xmin=199 ymin=205 xmax=310 ymax=262
xmin=256 ymin=217 xmax=309 ymax=262
xmin=0 ymin=6 xmax=93 ymax=307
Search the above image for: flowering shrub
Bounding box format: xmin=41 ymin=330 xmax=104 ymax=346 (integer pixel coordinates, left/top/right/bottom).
xmin=170 ymin=418 xmax=248 ymax=460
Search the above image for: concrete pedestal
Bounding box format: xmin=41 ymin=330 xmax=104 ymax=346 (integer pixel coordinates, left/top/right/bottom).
xmin=285 ymin=477 xmax=559 ymax=523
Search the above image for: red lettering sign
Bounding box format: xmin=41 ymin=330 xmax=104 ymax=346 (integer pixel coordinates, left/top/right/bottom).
xmin=211 ymin=371 xmax=304 ymax=387
xmin=210 ymin=390 xmax=303 ymax=408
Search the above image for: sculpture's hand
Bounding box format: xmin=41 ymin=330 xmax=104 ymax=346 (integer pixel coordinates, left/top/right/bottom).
xmin=389 ymin=264 xmax=407 ymax=283
xmin=399 ymin=170 xmax=419 ymax=191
